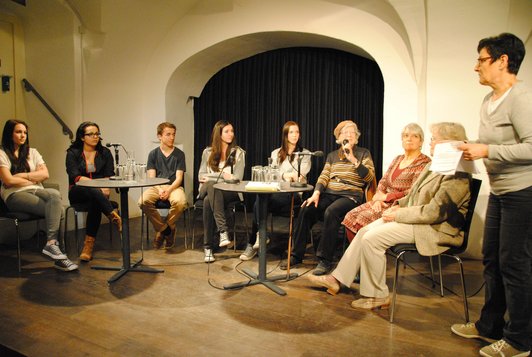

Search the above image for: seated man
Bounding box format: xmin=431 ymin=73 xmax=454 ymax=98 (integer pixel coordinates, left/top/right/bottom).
xmin=138 ymin=122 xmax=187 ymax=249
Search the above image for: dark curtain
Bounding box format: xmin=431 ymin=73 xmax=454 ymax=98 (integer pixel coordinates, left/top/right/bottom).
xmin=193 ymin=47 xmax=384 ymax=199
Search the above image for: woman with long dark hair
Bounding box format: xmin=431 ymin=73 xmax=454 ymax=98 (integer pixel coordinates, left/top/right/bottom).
xmin=66 ymin=121 xmax=121 ymax=262
xmin=0 ymin=119 xmax=78 ymax=271
xmin=239 ymin=121 xmax=312 ymax=261
xmin=198 ymin=120 xmax=245 ymax=263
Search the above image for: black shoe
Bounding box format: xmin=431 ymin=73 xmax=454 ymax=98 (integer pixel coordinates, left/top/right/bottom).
xmin=312 ymin=260 xmax=332 ymax=276
xmin=280 ymin=256 xmax=302 ymax=270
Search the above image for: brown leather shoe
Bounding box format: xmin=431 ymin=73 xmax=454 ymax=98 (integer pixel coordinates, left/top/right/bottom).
xmin=351 ymin=296 xmax=390 ymax=310
xmin=80 ymin=235 xmax=96 ymax=261
xmin=164 ymin=229 xmax=175 ymax=249
xmin=153 ymin=232 xmax=164 ymax=249
xmin=108 ymin=210 xmax=122 ymax=232
xmin=307 ymin=274 xmax=340 ymax=295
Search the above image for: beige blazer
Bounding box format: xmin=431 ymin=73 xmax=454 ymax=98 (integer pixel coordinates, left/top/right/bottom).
xmin=394 ymin=167 xmax=471 ymax=256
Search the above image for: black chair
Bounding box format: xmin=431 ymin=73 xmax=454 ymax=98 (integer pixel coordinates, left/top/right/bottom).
xmin=190 ymin=196 xmax=248 ymax=251
xmin=388 ymin=178 xmax=482 ymax=323
xmin=0 ymin=197 xmax=44 ymax=272
xmin=142 ymin=199 xmax=190 ymax=249
xmin=64 ymin=200 xmax=119 ymax=254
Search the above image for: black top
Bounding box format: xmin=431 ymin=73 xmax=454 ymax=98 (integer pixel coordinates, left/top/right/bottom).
xmin=66 ymin=146 xmax=115 ymax=188
xmin=146 ymin=146 xmax=186 ymax=183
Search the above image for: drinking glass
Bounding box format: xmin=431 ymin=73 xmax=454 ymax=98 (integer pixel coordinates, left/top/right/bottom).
xmin=251 ymin=166 xmax=262 ymax=181
xmin=136 ymin=163 xmax=147 ymax=182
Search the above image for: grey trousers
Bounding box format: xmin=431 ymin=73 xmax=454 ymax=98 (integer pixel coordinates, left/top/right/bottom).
xmin=332 ymin=218 xmax=414 ymax=299
xmin=6 ymin=188 xmax=64 ymax=242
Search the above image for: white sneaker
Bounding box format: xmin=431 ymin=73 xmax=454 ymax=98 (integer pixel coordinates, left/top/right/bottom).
xmin=252 ymin=232 xmax=270 ymax=250
xmin=239 ymin=244 xmax=257 ymax=261
xmin=204 ymin=248 xmax=215 ymax=263
xmin=219 ymin=231 xmax=232 ymax=247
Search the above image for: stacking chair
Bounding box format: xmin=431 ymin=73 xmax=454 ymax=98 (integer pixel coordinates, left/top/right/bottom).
xmin=190 ymin=196 xmax=248 ymax=251
xmin=64 ymin=200 xmax=119 ymax=253
xmin=388 ymin=178 xmax=482 ymax=323
xmin=0 ymin=196 xmax=44 ymax=272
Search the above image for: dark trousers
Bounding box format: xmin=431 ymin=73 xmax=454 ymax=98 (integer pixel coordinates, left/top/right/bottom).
xmin=202 ymin=181 xmax=240 ymax=249
xmin=475 ymin=186 xmax=532 ymax=351
xmin=291 ymin=193 xmax=358 ymax=262
xmin=68 ymin=186 xmax=114 ymax=238
xmin=248 ymin=192 xmax=301 ymax=244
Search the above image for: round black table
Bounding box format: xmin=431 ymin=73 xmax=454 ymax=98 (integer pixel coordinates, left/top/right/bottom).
xmin=76 ymin=177 xmax=169 ymax=283
xmin=214 ymin=181 xmax=313 ymax=295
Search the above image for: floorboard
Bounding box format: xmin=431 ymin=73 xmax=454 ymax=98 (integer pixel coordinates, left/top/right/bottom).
xmin=0 ymin=215 xmax=488 ymax=356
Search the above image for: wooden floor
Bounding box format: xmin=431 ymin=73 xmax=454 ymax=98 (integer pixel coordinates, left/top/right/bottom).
xmin=0 ymin=215 xmax=489 ymax=357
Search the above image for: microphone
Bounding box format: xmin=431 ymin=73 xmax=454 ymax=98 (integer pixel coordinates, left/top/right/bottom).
xmin=295 ymin=150 xmax=324 ymax=157
xmin=342 ymin=139 xmax=350 ymax=155
xmin=106 ymin=143 xmax=121 ymax=147
xmin=224 ymin=148 xmax=240 ymax=184
xmin=226 ymin=147 xmax=237 ymax=166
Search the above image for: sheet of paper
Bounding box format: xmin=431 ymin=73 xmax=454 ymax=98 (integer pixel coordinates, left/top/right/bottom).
xmin=431 ymin=141 xmax=479 ymax=175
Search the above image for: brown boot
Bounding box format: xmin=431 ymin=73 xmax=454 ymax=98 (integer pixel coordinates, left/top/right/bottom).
xmin=80 ymin=235 xmax=96 ymax=261
xmin=108 ymin=210 xmax=122 ymax=232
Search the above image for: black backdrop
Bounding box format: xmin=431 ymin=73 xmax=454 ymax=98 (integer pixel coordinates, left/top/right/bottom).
xmin=193 ymin=47 xmax=384 ymax=199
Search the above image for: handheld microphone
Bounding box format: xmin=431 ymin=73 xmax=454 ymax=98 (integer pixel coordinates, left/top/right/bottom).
xmin=106 ymin=143 xmax=121 ymax=147
xmin=342 ymin=139 xmax=350 ymax=155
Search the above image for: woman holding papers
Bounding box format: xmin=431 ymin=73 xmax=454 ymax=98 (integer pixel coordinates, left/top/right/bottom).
xmin=307 ymin=122 xmax=471 ymax=311
xmin=240 ymin=121 xmax=311 ymax=261
xmin=342 ymin=123 xmax=430 ymax=241
xmin=452 ymin=33 xmax=531 ymax=357
xmin=198 ymin=120 xmax=245 ymax=263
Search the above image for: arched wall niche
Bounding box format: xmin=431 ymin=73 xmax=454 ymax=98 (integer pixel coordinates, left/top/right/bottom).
xmin=148 ymin=6 xmax=420 ymax=199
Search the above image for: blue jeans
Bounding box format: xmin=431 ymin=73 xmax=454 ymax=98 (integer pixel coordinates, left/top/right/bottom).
xmin=475 ymin=186 xmax=532 ymax=351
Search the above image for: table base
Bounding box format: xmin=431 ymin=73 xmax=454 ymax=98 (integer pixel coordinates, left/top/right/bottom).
xmin=91 ymin=258 xmax=164 ymax=284
xmin=223 ymin=267 xmax=298 ymax=295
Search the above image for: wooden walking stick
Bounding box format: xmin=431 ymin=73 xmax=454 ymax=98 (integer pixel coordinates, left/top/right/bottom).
xmin=286 ymin=192 xmax=295 ymax=278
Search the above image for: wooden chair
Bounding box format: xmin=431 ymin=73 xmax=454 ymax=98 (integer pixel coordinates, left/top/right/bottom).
xmin=0 ymin=196 xmax=44 ymax=272
xmin=388 ymin=178 xmax=482 ymax=323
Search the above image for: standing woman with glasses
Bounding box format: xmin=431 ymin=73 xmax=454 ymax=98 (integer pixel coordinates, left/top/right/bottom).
xmin=0 ymin=120 xmax=78 ymax=271
xmin=453 ymin=33 xmax=532 ymax=357
xmin=66 ymin=122 xmax=122 ymax=262
xmin=198 ymin=120 xmax=245 ymax=263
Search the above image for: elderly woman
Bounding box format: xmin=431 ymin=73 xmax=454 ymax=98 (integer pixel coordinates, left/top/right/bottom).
xmin=308 ymin=122 xmax=471 ymax=311
xmin=280 ymin=120 xmax=375 ymax=275
xmin=342 ymin=123 xmax=431 ymax=240
xmin=453 ymin=33 xmax=531 ymax=357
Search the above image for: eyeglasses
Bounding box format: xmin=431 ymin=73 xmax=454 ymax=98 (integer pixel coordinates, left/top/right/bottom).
xmin=84 ymin=132 xmax=101 ymax=138
xmin=476 ymin=56 xmax=492 ymax=65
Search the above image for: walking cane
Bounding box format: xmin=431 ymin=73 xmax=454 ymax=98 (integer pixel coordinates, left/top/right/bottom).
xmin=286 ymin=192 xmax=295 ymax=278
